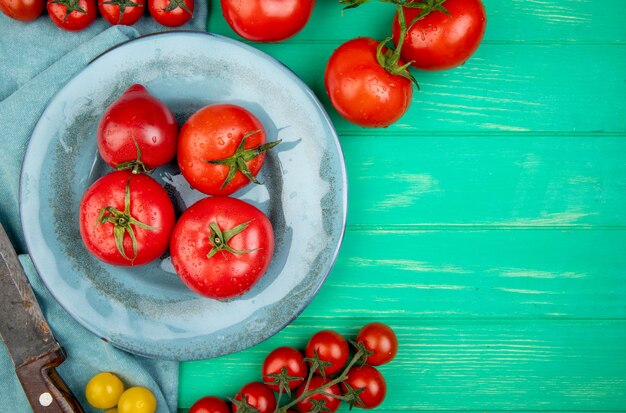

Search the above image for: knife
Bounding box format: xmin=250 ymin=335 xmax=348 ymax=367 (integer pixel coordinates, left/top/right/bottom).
xmin=0 ymin=224 xmax=84 ymax=413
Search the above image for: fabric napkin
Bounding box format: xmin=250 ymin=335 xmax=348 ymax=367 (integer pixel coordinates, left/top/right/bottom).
xmin=0 ymin=4 xmax=208 ymax=412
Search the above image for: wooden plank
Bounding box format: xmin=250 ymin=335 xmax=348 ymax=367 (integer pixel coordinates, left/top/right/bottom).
xmin=178 ymin=319 xmax=626 ymax=410
xmin=338 ymin=135 xmax=626 ymax=227
xmin=299 ymin=229 xmax=626 ymax=319
xmin=208 ymin=0 xmax=626 ymax=43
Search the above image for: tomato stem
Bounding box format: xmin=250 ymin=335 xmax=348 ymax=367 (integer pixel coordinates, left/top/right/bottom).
xmin=206 ymin=220 xmax=259 ymax=259
xmin=116 ymin=134 xmax=152 ymax=175
xmin=162 ymin=0 xmax=192 ymax=15
xmin=101 ymin=0 xmax=142 ymax=23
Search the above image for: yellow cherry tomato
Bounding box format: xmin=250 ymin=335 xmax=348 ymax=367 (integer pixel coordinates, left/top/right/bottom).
xmin=117 ymin=386 xmax=157 ymax=413
xmin=85 ymin=372 xmax=125 ymax=409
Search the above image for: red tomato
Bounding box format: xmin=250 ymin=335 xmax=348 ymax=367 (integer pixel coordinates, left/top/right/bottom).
xmin=170 ymin=197 xmax=274 ymax=299
xmin=97 ymin=84 xmax=178 ymax=171
xmin=392 ymin=0 xmax=487 ymax=71
xmin=262 ymin=347 xmax=308 ymax=392
xmin=341 ymin=366 xmax=386 ymax=409
xmin=232 ymin=382 xmax=276 ymax=413
xmin=98 ymin=0 xmax=144 ymax=25
xmin=304 ymin=330 xmax=349 ymax=376
xmin=0 ymin=0 xmax=44 ymax=21
xmin=46 ymin=0 xmax=96 ymax=31
xmin=356 ymin=322 xmax=398 ymax=366
xmin=189 ymin=396 xmax=230 ymax=413
xmin=220 ymin=0 xmax=316 ymax=42
xmin=148 ymin=0 xmax=193 ymax=27
xmin=79 ymin=170 xmax=175 ymax=266
xmin=325 ymin=37 xmax=413 ymax=128
xmin=178 ymin=103 xmax=279 ymax=196
xmin=295 ymin=375 xmax=341 ymax=413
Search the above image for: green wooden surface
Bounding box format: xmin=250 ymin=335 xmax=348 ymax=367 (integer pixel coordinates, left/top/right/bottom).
xmin=178 ymin=0 xmax=626 ymax=411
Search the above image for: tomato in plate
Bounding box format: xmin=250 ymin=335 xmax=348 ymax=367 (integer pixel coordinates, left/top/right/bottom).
xmin=189 ymin=396 xmax=230 ymax=413
xmin=295 ymin=375 xmax=341 ymax=413
xmin=98 ymin=0 xmax=144 ymax=25
xmin=341 ymin=365 xmax=386 ymax=409
xmin=220 ymin=0 xmax=316 ymax=42
xmin=232 ymin=382 xmax=276 ymax=413
xmin=148 ymin=0 xmax=193 ymax=27
xmin=305 ymin=330 xmax=349 ymax=376
xmin=262 ymin=346 xmax=308 ymax=392
xmin=47 ymin=0 xmax=96 ymax=31
xmin=325 ymin=37 xmax=413 ymax=128
xmin=356 ymin=322 xmax=398 ymax=366
xmin=79 ymin=170 xmax=175 ymax=266
xmin=177 ymin=103 xmax=280 ymax=196
xmin=97 ymin=84 xmax=178 ymax=171
xmin=391 ymin=0 xmax=487 ymax=71
xmin=0 ymin=0 xmax=44 ymax=21
xmin=170 ymin=196 xmax=274 ymax=299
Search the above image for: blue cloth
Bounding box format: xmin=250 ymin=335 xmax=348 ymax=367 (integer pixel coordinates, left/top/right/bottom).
xmin=0 ymin=5 xmax=209 ymax=412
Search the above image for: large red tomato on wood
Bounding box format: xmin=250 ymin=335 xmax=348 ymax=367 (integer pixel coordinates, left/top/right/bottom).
xmin=170 ymin=197 xmax=274 ymax=299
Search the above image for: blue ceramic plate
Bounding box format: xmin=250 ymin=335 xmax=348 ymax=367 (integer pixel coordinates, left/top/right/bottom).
xmin=20 ymin=32 xmax=347 ymax=361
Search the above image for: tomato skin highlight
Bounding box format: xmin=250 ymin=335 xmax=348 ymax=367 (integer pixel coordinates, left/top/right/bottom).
xmin=325 ymin=37 xmax=413 ymax=128
xmin=305 ymin=330 xmax=349 ymax=376
xmin=47 ymin=0 xmax=96 ymax=31
xmin=341 ymin=365 xmax=387 ymax=409
xmin=148 ymin=0 xmax=193 ymax=27
xmin=232 ymin=382 xmax=276 ymax=413
xmin=189 ymin=396 xmax=230 ymax=413
xmin=177 ymin=103 xmax=268 ymax=196
xmin=295 ymin=375 xmax=341 ymax=413
xmin=97 ymin=84 xmax=178 ymax=170
xmin=79 ymin=170 xmax=175 ymax=266
xmin=220 ymin=0 xmax=316 ymax=42
xmin=262 ymin=346 xmax=308 ymax=391
xmin=0 ymin=0 xmax=44 ymax=21
xmin=356 ymin=322 xmax=398 ymax=366
xmin=98 ymin=0 xmax=144 ymax=25
xmin=392 ymin=0 xmax=487 ymax=71
xmin=170 ymin=197 xmax=274 ymax=299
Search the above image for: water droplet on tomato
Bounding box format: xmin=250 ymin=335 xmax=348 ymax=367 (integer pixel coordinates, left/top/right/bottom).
xmin=151 ymin=136 xmax=157 ymax=143
xmin=218 ymin=137 xmax=225 ymax=145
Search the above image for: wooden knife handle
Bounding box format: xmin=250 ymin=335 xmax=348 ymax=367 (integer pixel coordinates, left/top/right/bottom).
xmin=15 ymin=348 xmax=84 ymax=413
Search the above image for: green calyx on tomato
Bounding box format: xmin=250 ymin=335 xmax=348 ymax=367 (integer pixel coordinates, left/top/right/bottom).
xmin=341 ymin=382 xmax=367 ymax=410
xmin=263 ymin=366 xmax=304 ymax=397
xmin=162 ymin=0 xmax=191 ymax=15
xmin=303 ymin=348 xmax=334 ymax=380
xmin=101 ymin=0 xmax=143 ymax=23
xmin=375 ymin=6 xmax=419 ymax=88
xmin=207 ymin=220 xmax=258 ymax=259
xmin=206 ymin=131 xmax=281 ymax=190
xmin=115 ymin=135 xmax=152 ymax=175
xmin=97 ymin=179 xmax=159 ymax=262
xmin=49 ymin=0 xmax=86 ymax=16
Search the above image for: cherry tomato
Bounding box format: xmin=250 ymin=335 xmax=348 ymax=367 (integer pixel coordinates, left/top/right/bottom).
xmin=170 ymin=197 xmax=274 ymax=299
xmin=117 ymin=387 xmax=157 ymax=413
xmin=356 ymin=322 xmax=398 ymax=366
xmin=220 ymin=0 xmax=316 ymax=42
xmin=0 ymin=0 xmax=44 ymax=21
xmin=46 ymin=0 xmax=96 ymax=31
xmin=97 ymin=84 xmax=178 ymax=171
xmin=392 ymin=0 xmax=487 ymax=71
xmin=295 ymin=375 xmax=341 ymax=413
xmin=189 ymin=396 xmax=230 ymax=413
xmin=79 ymin=170 xmax=175 ymax=266
xmin=98 ymin=0 xmax=144 ymax=25
xmin=262 ymin=347 xmax=308 ymax=392
xmin=341 ymin=365 xmax=386 ymax=409
xmin=325 ymin=37 xmax=413 ymax=128
xmin=232 ymin=382 xmax=276 ymax=413
xmin=305 ymin=330 xmax=349 ymax=376
xmin=85 ymin=372 xmax=124 ymax=409
xmin=148 ymin=0 xmax=193 ymax=27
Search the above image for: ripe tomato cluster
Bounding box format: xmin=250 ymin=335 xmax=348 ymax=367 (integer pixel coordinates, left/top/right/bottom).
xmin=79 ymin=84 xmax=280 ymax=300
xmin=0 ymin=0 xmax=193 ymax=30
xmin=85 ymin=372 xmax=157 ymax=413
xmin=189 ymin=322 xmax=399 ymax=413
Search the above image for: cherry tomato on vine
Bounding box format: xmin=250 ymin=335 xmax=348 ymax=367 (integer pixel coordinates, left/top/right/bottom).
xmin=262 ymin=347 xmax=308 ymax=392
xmin=189 ymin=396 xmax=230 ymax=413
xmin=232 ymin=382 xmax=276 ymax=413
xmin=325 ymin=37 xmax=413 ymax=128
xmin=85 ymin=372 xmax=124 ymax=409
xmin=391 ymin=0 xmax=487 ymax=71
xmin=295 ymin=375 xmax=341 ymax=413
xmin=98 ymin=0 xmax=144 ymax=25
xmin=305 ymin=330 xmax=349 ymax=376
xmin=117 ymin=387 xmax=157 ymax=413
xmin=47 ymin=0 xmax=96 ymax=31
xmin=178 ymin=103 xmax=279 ymax=196
xmin=79 ymin=170 xmax=175 ymax=266
xmin=356 ymin=322 xmax=398 ymax=366
xmin=341 ymin=365 xmax=386 ymax=409
xmin=0 ymin=0 xmax=44 ymax=21
xmin=220 ymin=0 xmax=316 ymax=42
xmin=148 ymin=0 xmax=193 ymax=27
xmin=170 ymin=197 xmax=274 ymax=299
xmin=97 ymin=84 xmax=178 ymax=171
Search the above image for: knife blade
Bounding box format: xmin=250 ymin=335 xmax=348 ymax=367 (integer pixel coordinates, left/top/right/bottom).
xmin=0 ymin=224 xmax=83 ymax=413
